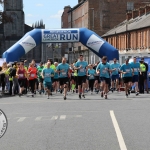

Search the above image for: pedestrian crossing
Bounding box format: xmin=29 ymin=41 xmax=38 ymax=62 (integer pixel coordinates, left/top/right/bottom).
xmin=7 ymin=115 xmax=82 ymax=122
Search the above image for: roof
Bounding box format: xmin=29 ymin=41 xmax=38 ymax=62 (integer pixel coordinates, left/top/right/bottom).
xmin=102 ymin=12 xmax=150 ymax=37
xmin=68 ymin=0 xmax=86 ymax=13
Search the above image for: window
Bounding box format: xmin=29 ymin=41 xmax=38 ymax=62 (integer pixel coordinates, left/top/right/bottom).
xmin=127 ymin=2 xmax=134 ymax=11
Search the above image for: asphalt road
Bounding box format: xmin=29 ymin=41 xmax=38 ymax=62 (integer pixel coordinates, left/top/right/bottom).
xmin=0 ymin=91 xmax=150 ymax=150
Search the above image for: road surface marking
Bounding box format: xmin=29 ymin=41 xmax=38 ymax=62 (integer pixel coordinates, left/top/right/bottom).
xmin=35 ymin=117 xmax=42 ymax=121
xmin=17 ymin=117 xmax=27 ymax=122
xmin=51 ymin=116 xmax=58 ymax=120
xmin=110 ymin=110 xmax=127 ymax=150
xmin=60 ymin=115 xmax=66 ymax=120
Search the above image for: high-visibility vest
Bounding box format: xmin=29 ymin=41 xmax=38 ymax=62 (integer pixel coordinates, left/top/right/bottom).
xmin=140 ymin=64 xmax=146 ymax=72
xmin=74 ymin=70 xmax=77 ymax=76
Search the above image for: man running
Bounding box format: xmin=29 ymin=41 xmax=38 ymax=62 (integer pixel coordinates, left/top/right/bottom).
xmin=110 ymin=58 xmax=120 ymax=92
xmin=42 ymin=62 xmax=54 ymax=99
xmin=37 ymin=62 xmax=44 ymax=94
xmin=130 ymin=57 xmax=140 ymax=96
xmin=56 ymin=57 xmax=70 ymax=100
xmin=96 ymin=56 xmax=111 ymax=99
xmin=74 ymin=54 xmax=88 ymax=99
xmin=120 ymin=58 xmax=133 ymax=98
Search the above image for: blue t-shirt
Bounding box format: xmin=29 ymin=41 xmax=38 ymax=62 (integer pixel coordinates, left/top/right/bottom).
xmin=57 ymin=63 xmax=69 ymax=78
xmin=42 ymin=68 xmax=54 ymax=83
xmin=110 ymin=63 xmax=120 ymax=75
xmin=130 ymin=62 xmax=140 ymax=76
xmin=96 ymin=62 xmax=110 ymax=78
xmin=75 ymin=61 xmax=88 ymax=76
xmin=120 ymin=63 xmax=132 ymax=77
xmin=54 ymin=71 xmax=59 ymax=79
xmin=88 ymin=69 xmax=96 ymax=80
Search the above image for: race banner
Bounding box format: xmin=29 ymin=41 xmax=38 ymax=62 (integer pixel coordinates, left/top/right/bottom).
xmin=42 ymin=29 xmax=80 ymax=43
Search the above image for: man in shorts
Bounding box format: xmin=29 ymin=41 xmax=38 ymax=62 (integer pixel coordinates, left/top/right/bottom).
xmin=110 ymin=58 xmax=120 ymax=92
xmin=120 ymin=58 xmax=133 ymax=98
xmin=42 ymin=62 xmax=54 ymax=99
xmin=74 ymin=54 xmax=88 ymax=99
xmin=96 ymin=56 xmax=111 ymax=99
xmin=130 ymin=57 xmax=140 ymax=96
xmin=56 ymin=57 xmax=70 ymax=100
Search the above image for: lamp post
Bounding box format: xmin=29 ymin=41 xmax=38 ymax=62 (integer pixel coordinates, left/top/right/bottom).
xmin=89 ymin=8 xmax=94 ymax=64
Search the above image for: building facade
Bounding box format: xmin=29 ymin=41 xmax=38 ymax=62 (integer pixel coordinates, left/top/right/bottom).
xmin=61 ymin=0 xmax=150 ymax=63
xmin=0 ymin=0 xmax=45 ymax=63
xmin=102 ymin=5 xmax=150 ymax=64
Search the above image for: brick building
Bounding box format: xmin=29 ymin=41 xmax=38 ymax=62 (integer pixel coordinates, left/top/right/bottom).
xmin=61 ymin=0 xmax=150 ymax=63
xmin=102 ymin=5 xmax=150 ymax=64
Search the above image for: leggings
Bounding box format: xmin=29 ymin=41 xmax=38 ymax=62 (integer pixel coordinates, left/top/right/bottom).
xmin=29 ymin=79 xmax=36 ymax=94
xmin=89 ymin=79 xmax=95 ymax=91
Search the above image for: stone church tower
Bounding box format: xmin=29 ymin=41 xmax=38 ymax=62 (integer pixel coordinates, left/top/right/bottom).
xmin=4 ymin=0 xmax=24 ymax=37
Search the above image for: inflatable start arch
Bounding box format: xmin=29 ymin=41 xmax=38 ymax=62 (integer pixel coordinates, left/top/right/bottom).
xmin=3 ymin=28 xmax=119 ymax=62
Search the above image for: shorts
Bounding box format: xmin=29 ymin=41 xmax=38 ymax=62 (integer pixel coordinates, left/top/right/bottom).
xmin=143 ymin=72 xmax=148 ymax=80
xmin=77 ymin=76 xmax=87 ymax=85
xmin=38 ymin=78 xmax=43 ymax=83
xmin=123 ymin=77 xmax=132 ymax=83
xmin=111 ymin=74 xmax=119 ymax=81
xmin=59 ymin=77 xmax=69 ymax=86
xmin=95 ymin=76 xmax=100 ymax=83
xmin=44 ymin=82 xmax=52 ymax=90
xmin=53 ymin=78 xmax=59 ymax=82
xmin=132 ymin=75 xmax=139 ymax=83
xmin=100 ymin=77 xmax=110 ymax=84
xmin=18 ymin=79 xmax=26 ymax=88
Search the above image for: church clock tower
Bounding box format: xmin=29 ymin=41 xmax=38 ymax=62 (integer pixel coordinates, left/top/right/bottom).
xmin=4 ymin=0 xmax=24 ymax=37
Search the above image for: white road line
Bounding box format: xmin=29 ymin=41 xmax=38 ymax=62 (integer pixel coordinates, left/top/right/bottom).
xmin=60 ymin=115 xmax=66 ymax=120
xmin=35 ymin=117 xmax=42 ymax=121
xmin=110 ymin=110 xmax=127 ymax=150
xmin=51 ymin=116 xmax=58 ymax=120
xmin=17 ymin=117 xmax=27 ymax=122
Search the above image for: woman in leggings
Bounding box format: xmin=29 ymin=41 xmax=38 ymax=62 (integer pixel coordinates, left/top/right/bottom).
xmin=28 ymin=63 xmax=37 ymax=97
xmin=87 ymin=64 xmax=96 ymax=94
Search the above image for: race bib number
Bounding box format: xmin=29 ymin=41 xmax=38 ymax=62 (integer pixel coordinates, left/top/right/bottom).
xmin=134 ymin=68 xmax=138 ymax=72
xmin=126 ymin=69 xmax=130 ymax=73
xmin=62 ymin=72 xmax=66 ymax=76
xmin=45 ymin=73 xmax=50 ymax=77
xmin=80 ymin=68 xmax=85 ymax=73
xmin=19 ymin=74 xmax=23 ymax=77
xmin=102 ymin=70 xmax=107 ymax=73
xmin=89 ymin=75 xmax=94 ymax=79
xmin=31 ymin=74 xmax=35 ymax=77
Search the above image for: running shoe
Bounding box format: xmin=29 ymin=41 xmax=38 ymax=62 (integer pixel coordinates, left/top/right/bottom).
xmin=125 ymin=94 xmax=128 ymax=98
xmin=60 ymin=90 xmax=63 ymax=94
xmin=104 ymin=94 xmax=107 ymax=99
xmin=64 ymin=96 xmax=67 ymax=100
xmin=82 ymin=94 xmax=85 ymax=98
xmin=136 ymin=92 xmax=139 ymax=96
xmin=79 ymin=94 xmax=81 ymax=99
xmin=101 ymin=92 xmax=103 ymax=98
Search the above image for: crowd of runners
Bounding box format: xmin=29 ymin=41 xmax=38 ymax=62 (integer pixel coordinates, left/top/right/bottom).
xmin=0 ymin=54 xmax=149 ymax=99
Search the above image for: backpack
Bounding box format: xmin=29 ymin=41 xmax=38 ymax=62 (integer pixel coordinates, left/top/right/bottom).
xmin=9 ymin=68 xmax=16 ymax=77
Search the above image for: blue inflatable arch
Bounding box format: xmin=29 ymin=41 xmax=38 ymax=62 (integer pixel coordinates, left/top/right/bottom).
xmin=3 ymin=28 xmax=119 ymax=62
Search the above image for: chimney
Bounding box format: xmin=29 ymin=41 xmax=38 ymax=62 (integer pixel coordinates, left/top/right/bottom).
xmin=132 ymin=9 xmax=139 ymax=18
xmin=145 ymin=5 xmax=150 ymax=14
xmin=126 ymin=11 xmax=132 ymax=20
xmin=139 ymin=7 xmax=145 ymax=16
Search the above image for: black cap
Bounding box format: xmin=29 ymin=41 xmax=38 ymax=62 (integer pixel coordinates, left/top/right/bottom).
xmin=141 ymin=57 xmax=144 ymax=61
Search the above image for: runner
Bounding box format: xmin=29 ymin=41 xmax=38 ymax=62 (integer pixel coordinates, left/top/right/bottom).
xmin=120 ymin=58 xmax=133 ymax=98
xmin=130 ymin=57 xmax=140 ymax=96
xmin=37 ymin=62 xmax=44 ymax=94
xmin=53 ymin=62 xmax=59 ymax=93
xmin=74 ymin=54 xmax=88 ymax=99
xmin=42 ymin=62 xmax=54 ymax=99
xmin=87 ymin=64 xmax=96 ymax=94
xmin=56 ymin=57 xmax=70 ymax=100
xmin=17 ymin=62 xmax=27 ymax=97
xmin=110 ymin=58 xmax=120 ymax=92
xmin=96 ymin=56 xmax=111 ymax=99
xmin=28 ymin=63 xmax=38 ymax=97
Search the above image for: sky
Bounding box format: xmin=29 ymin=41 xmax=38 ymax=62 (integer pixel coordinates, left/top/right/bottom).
xmin=0 ymin=0 xmax=78 ymax=29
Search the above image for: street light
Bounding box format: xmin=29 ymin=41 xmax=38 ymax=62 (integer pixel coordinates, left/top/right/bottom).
xmin=89 ymin=8 xmax=95 ymax=64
